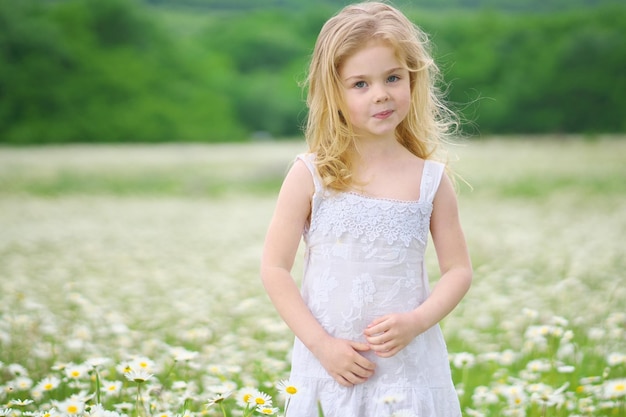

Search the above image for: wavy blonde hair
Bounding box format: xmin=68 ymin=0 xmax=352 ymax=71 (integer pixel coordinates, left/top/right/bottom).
xmin=304 ymin=1 xmax=458 ymax=191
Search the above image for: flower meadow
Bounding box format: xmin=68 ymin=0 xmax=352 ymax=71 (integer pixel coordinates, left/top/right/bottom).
xmin=0 ymin=137 xmax=625 ymax=417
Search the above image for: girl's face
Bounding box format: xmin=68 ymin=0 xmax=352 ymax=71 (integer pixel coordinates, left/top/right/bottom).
xmin=339 ymin=41 xmax=411 ymax=142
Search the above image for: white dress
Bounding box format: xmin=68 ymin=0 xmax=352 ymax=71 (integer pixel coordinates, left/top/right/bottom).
xmin=287 ymin=153 xmax=462 ymax=417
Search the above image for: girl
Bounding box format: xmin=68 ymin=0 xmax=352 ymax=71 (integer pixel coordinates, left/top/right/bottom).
xmin=261 ymin=2 xmax=472 ymax=416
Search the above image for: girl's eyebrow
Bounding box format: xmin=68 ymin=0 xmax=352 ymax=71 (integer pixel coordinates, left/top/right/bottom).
xmin=343 ymin=67 xmax=406 ymax=82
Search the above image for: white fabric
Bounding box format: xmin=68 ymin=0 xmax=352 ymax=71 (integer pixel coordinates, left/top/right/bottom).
xmin=287 ymin=153 xmax=462 ymax=417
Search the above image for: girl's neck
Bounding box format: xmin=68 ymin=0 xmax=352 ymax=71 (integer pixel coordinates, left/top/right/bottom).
xmin=351 ymin=134 xmax=404 ymax=164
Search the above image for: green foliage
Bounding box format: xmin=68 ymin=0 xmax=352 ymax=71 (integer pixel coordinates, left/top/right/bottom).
xmin=420 ymin=6 xmax=626 ymax=134
xmin=198 ymin=9 xmax=315 ymax=137
xmin=145 ymin=0 xmax=625 ymax=13
xmin=0 ymin=0 xmax=625 ymax=143
xmin=0 ymin=0 xmax=244 ymax=143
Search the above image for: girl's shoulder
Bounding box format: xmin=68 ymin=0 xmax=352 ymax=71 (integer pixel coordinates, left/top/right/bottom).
xmin=295 ymin=152 xmax=316 ymax=165
xmin=290 ymin=153 xmax=321 ymax=192
xmin=294 ymin=153 xmax=318 ymax=178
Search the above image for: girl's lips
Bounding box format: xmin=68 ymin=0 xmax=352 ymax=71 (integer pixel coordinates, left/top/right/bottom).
xmin=373 ymin=110 xmax=393 ymax=119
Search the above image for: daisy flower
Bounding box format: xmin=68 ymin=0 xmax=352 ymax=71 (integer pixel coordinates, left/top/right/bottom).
xmin=116 ymin=362 xmax=133 ymax=375
xmin=169 ymin=347 xmax=198 ymax=362
xmin=9 ymin=399 xmax=34 ymax=407
xmin=124 ymin=370 xmax=153 ymax=384
xmin=84 ymin=404 xmax=124 ymax=417
xmin=207 ymin=364 xmax=227 ymax=376
xmin=529 ymin=382 xmax=568 ymax=407
xmin=603 ymin=378 xmax=626 ymax=399
xmin=252 ymin=390 xmax=273 ymax=408
xmin=526 ymin=359 xmax=551 ymax=373
xmin=471 ymin=386 xmax=499 ymax=406
xmin=206 ymin=391 xmax=232 ymax=407
xmin=65 ymin=363 xmax=89 ymax=380
xmin=7 ymin=364 xmax=28 ymax=376
xmin=276 ymin=380 xmax=299 ymax=398
xmin=557 ymin=365 xmax=575 ymax=374
xmin=53 ymin=398 xmax=85 ymax=415
xmin=13 ymin=377 xmax=33 ymax=391
xmin=607 ymin=352 xmax=626 ymax=366
xmin=35 ymin=376 xmax=61 ymax=392
xmin=236 ymin=387 xmax=258 ymax=407
xmin=30 ymin=390 xmax=44 ymax=402
xmin=85 ymin=357 xmax=111 ymax=368
xmin=171 ymin=381 xmax=188 ymax=390
xmin=207 ymin=383 xmax=237 ymax=396
xmin=452 ymin=352 xmax=476 ymax=369
xmin=112 ymin=403 xmax=134 ymax=412
xmin=276 ymin=380 xmax=299 ymax=416
xmin=522 ymin=308 xmax=539 ymax=320
xmin=256 ymin=406 xmax=279 ymax=415
xmin=100 ymin=380 xmax=122 ymax=396
xmin=37 ymin=408 xmax=61 ymax=417
xmin=129 ymin=356 xmax=156 ymax=373
xmin=501 ymin=384 xmax=527 ymax=407
xmin=497 ymin=350 xmax=518 ymax=366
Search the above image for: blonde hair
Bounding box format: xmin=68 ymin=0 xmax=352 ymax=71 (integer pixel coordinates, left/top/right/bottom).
xmin=304 ymin=1 xmax=458 ymax=191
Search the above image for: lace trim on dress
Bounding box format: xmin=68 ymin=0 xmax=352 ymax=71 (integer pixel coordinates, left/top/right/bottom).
xmin=311 ymin=193 xmax=433 ymax=247
xmin=296 ymin=153 xmax=443 ymax=247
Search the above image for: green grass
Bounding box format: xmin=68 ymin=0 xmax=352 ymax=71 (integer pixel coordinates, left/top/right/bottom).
xmin=0 ymin=142 xmax=301 ymax=198
xmin=0 ymin=136 xmax=625 ymax=417
xmin=0 ymin=167 xmax=284 ymax=197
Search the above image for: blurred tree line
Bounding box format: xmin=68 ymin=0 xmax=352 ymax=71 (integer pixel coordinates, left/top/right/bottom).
xmin=1 ymin=0 xmax=625 ymax=144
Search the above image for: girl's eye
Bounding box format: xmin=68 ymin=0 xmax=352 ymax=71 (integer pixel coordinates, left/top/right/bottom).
xmin=387 ymin=75 xmax=400 ymax=83
xmin=354 ymin=81 xmax=367 ymax=89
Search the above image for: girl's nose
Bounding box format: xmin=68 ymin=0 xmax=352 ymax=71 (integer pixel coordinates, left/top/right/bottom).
xmin=375 ymin=94 xmax=389 ymax=103
xmin=373 ymin=86 xmax=390 ymax=103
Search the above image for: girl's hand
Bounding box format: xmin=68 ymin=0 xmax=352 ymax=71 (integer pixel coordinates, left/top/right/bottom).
xmin=364 ymin=311 xmax=422 ymax=358
xmin=313 ymin=337 xmax=376 ymax=387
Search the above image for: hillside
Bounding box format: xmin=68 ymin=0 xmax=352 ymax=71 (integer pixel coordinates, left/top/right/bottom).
xmin=144 ymin=0 xmax=625 ymax=13
xmin=1 ymin=0 xmax=625 ymax=143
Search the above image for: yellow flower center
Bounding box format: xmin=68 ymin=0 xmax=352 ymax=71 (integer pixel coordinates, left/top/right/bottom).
xmin=243 ymin=394 xmax=252 ymax=403
xmin=255 ymin=398 xmax=266 ymax=405
xmin=616 ymin=383 xmax=625 ymax=392
xmin=286 ymin=386 xmax=297 ymax=395
xmin=44 ymin=383 xmax=53 ymax=390
xmin=67 ymin=405 xmax=78 ymax=414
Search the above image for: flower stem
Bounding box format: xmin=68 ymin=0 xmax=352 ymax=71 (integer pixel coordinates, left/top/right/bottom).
xmin=94 ymin=368 xmax=102 ymax=405
xmin=284 ymin=398 xmax=291 ymax=417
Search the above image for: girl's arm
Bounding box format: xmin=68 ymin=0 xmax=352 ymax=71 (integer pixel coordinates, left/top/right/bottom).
xmin=364 ymin=173 xmax=473 ymax=357
xmin=420 ymin=172 xmax=473 ymax=328
xmin=261 ymin=159 xmax=376 ymax=385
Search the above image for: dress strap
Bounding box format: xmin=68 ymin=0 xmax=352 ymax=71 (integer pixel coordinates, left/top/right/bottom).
xmin=296 ymin=153 xmax=323 ymax=192
xmin=420 ymin=160 xmax=445 ymax=204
